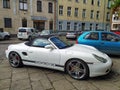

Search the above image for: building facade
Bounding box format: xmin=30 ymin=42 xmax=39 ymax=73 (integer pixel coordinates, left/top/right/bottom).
xmin=0 ymin=0 xmax=112 ymax=34
xmin=0 ymin=0 xmax=55 ymax=34
xmin=57 ymin=0 xmax=111 ymax=31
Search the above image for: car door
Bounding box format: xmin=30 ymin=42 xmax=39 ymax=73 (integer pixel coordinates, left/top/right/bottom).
xmin=27 ymin=38 xmax=60 ymax=68
xmin=100 ymin=32 xmax=120 ymax=54
xmin=82 ymin=32 xmax=101 ymax=49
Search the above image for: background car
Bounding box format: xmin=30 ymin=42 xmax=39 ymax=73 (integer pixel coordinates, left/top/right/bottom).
xmin=0 ymin=29 xmax=10 ymax=40
xmin=17 ymin=27 xmax=39 ymax=40
xmin=66 ymin=30 xmax=83 ymax=39
xmin=77 ymin=31 xmax=120 ymax=55
xmin=40 ymin=30 xmax=56 ymax=36
xmin=66 ymin=32 xmax=77 ymax=39
xmin=6 ymin=36 xmax=112 ymax=80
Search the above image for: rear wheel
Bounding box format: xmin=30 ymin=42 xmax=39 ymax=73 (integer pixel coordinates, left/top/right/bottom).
xmin=8 ymin=52 xmax=23 ymax=68
xmin=4 ymin=36 xmax=10 ymax=40
xmin=28 ymin=36 xmax=32 ymax=41
xmin=66 ymin=59 xmax=89 ymax=80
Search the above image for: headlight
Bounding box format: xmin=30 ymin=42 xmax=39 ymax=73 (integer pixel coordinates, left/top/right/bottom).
xmin=93 ymin=54 xmax=107 ymax=63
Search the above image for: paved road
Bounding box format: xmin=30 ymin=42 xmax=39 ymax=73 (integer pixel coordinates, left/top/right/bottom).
xmin=0 ymin=38 xmax=120 ymax=90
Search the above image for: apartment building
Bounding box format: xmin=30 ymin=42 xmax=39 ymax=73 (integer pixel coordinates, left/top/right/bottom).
xmin=57 ymin=0 xmax=111 ymax=31
xmin=110 ymin=10 xmax=120 ymax=35
xmin=0 ymin=0 xmax=55 ymax=34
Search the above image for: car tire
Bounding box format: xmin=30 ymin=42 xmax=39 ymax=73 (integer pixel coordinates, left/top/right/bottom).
xmin=28 ymin=36 xmax=32 ymax=41
xmin=66 ymin=59 xmax=89 ymax=80
xmin=4 ymin=35 xmax=9 ymax=40
xmin=18 ymin=38 xmax=22 ymax=40
xmin=8 ymin=51 xmax=23 ymax=68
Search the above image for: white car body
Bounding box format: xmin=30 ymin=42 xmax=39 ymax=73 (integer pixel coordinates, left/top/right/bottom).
xmin=6 ymin=36 xmax=112 ymax=79
xmin=0 ymin=31 xmax=10 ymax=40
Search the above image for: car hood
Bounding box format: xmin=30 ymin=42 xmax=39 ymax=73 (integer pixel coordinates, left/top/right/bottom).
xmin=66 ymin=44 xmax=104 ymax=55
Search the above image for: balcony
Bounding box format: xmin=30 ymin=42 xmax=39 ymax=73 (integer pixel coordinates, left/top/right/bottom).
xmin=112 ymin=14 xmax=120 ymax=23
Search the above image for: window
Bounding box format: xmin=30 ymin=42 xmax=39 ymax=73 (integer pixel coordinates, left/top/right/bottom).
xmin=48 ymin=2 xmax=53 ymax=13
xmin=67 ymin=7 xmax=71 ymax=16
xmin=97 ymin=0 xmax=101 ymax=6
xmin=82 ymin=9 xmax=86 ymax=18
xmin=105 ymin=24 xmax=110 ymax=31
xmin=101 ymin=33 xmax=120 ymax=42
xmin=96 ymin=11 xmax=100 ymax=19
xmin=106 ymin=12 xmax=110 ymax=21
xmin=59 ymin=5 xmax=63 ymax=15
xmin=67 ymin=22 xmax=71 ymax=30
xmin=50 ymin=37 xmax=69 ymax=49
xmin=83 ymin=0 xmax=87 ymax=4
xmin=74 ymin=22 xmax=78 ymax=30
xmin=90 ymin=10 xmax=94 ymax=19
xmin=59 ymin=21 xmax=63 ymax=30
xmin=37 ymin=1 xmax=42 ymax=12
xmin=74 ymin=8 xmax=78 ymax=17
xmin=3 ymin=0 xmax=10 ymax=8
xmin=90 ymin=24 xmax=93 ymax=30
xmin=107 ymin=0 xmax=111 ymax=9
xmin=96 ymin=24 xmax=99 ymax=30
xmin=32 ymin=38 xmax=50 ymax=48
xmin=19 ymin=0 xmax=27 ymax=10
xmin=4 ymin=18 xmax=12 ymax=28
xmin=85 ymin=32 xmax=99 ymax=40
xmin=91 ymin=0 xmax=94 ymax=5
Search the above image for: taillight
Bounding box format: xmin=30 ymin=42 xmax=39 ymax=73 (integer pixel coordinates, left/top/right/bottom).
xmin=27 ymin=31 xmax=29 ymax=35
xmin=76 ymin=40 xmax=78 ymax=44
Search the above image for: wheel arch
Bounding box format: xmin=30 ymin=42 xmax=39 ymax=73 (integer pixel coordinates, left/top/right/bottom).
xmin=64 ymin=58 xmax=90 ymax=76
xmin=8 ymin=51 xmax=23 ymax=68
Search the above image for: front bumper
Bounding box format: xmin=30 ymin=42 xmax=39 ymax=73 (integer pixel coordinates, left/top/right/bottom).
xmin=88 ymin=60 xmax=113 ymax=77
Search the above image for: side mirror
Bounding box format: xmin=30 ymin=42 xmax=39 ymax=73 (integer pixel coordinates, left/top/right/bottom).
xmin=45 ymin=45 xmax=54 ymax=50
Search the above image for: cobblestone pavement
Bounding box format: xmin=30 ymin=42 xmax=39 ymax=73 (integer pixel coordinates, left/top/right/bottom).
xmin=0 ymin=38 xmax=120 ymax=90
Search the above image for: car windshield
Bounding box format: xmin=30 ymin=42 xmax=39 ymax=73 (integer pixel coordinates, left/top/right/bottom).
xmin=50 ymin=37 xmax=72 ymax=49
xmin=19 ymin=29 xmax=26 ymax=32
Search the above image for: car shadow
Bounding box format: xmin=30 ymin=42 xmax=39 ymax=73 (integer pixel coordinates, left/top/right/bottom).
xmin=108 ymin=55 xmax=120 ymax=59
xmin=90 ymin=70 xmax=119 ymax=81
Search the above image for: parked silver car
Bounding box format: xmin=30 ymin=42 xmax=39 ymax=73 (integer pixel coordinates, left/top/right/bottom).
xmin=0 ymin=30 xmax=10 ymax=40
xmin=66 ymin=32 xmax=77 ymax=39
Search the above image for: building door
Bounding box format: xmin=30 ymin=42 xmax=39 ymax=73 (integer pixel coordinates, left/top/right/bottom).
xmin=22 ymin=18 xmax=27 ymax=27
xmin=33 ymin=21 xmax=45 ymax=32
xmin=49 ymin=21 xmax=53 ymax=30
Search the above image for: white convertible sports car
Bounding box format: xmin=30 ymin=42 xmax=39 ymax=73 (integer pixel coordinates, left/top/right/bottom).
xmin=6 ymin=36 xmax=112 ymax=80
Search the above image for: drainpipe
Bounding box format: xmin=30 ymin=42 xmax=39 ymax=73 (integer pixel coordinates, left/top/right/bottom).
xmin=103 ymin=0 xmax=106 ymax=30
xmin=54 ymin=0 xmax=58 ymax=31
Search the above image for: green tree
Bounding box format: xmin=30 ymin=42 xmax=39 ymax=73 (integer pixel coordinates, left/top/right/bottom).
xmin=111 ymin=0 xmax=120 ymax=13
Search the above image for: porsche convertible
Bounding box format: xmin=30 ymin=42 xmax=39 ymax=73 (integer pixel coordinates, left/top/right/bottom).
xmin=6 ymin=36 xmax=112 ymax=80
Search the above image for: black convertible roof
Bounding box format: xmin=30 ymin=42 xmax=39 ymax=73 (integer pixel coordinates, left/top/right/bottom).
xmin=25 ymin=35 xmax=57 ymax=46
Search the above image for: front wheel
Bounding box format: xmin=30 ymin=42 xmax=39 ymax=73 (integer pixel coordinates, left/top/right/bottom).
xmin=66 ymin=59 xmax=89 ymax=80
xmin=8 ymin=52 xmax=23 ymax=68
